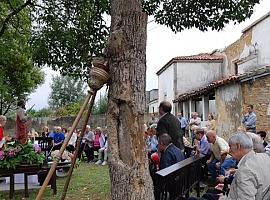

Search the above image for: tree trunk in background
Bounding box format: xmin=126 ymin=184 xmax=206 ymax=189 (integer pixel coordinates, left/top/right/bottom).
xmin=106 ymin=0 xmax=154 ymax=199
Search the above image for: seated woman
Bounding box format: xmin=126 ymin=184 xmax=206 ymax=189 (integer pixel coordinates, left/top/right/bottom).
xmin=93 ymin=127 xmax=106 ymax=151
xmin=95 ymin=138 xmax=108 ymax=165
xmin=65 ymin=127 xmax=77 ymax=153
xmin=41 ymin=126 xmax=50 ymax=137
xmin=95 ymin=127 xmax=107 ymax=165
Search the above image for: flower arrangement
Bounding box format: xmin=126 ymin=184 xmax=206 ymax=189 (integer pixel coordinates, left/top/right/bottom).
xmin=0 ymin=141 xmax=45 ymax=169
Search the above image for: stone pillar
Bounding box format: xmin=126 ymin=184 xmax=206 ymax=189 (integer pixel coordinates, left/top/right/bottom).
xmin=202 ymin=96 xmax=210 ymax=121
xmin=189 ymin=99 xmax=195 ymax=118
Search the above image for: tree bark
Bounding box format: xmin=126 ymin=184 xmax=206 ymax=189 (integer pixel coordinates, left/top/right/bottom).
xmin=106 ymin=0 xmax=154 ymax=199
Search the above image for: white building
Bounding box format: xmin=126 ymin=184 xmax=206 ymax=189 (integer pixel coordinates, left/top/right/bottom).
xmin=146 ymin=89 xmax=159 ymax=114
xmin=156 ymin=53 xmax=223 ymax=118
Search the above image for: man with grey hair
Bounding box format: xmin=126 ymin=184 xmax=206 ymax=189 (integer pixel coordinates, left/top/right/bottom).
xmin=206 ymin=130 xmax=236 ymax=180
xmin=219 ymin=133 xmax=270 ymax=200
xmin=158 ymin=133 xmax=185 ymax=170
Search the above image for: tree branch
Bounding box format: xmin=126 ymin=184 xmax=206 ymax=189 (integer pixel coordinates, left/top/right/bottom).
xmin=3 ymin=103 xmax=12 ymax=116
xmin=0 ymin=0 xmax=32 ymax=37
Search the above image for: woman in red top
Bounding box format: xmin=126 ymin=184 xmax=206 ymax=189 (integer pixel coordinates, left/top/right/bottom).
xmin=0 ymin=115 xmax=7 ymax=149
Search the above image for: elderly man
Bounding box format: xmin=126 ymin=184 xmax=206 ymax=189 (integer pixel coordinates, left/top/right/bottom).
xmin=158 ymin=134 xmax=185 ymax=170
xmin=195 ymin=128 xmax=211 ymax=157
xmin=206 ymin=130 xmax=236 ymax=181
xmin=156 ymin=101 xmax=184 ymax=150
xmin=189 ymin=112 xmax=201 ymax=145
xmin=195 ymin=128 xmax=211 ymax=182
xmin=51 ymin=126 xmax=65 ymax=151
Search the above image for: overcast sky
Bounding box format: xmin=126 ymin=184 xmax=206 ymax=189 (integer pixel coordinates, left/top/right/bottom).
xmin=27 ymin=0 xmax=270 ymax=110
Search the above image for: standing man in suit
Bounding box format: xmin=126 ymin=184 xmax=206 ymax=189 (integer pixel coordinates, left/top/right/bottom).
xmin=156 ymin=101 xmax=184 ymax=150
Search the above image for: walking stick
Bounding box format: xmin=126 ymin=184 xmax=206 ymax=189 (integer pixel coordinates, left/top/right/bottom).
xmin=61 ymin=91 xmax=96 ymax=200
xmin=35 ymin=91 xmax=92 ymax=200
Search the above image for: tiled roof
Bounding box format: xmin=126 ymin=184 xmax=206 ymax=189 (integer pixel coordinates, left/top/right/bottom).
xmin=156 ymin=53 xmax=224 ymax=75
xmin=173 ymin=66 xmax=270 ymax=103
xmin=173 ymin=53 xmax=224 ymax=61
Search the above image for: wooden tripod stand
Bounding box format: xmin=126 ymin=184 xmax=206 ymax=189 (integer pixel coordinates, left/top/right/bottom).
xmin=36 ymin=58 xmax=109 ymax=200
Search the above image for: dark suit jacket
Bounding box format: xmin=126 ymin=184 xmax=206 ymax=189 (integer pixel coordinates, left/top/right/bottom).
xmin=159 ymin=144 xmax=185 ymax=170
xmin=156 ymin=112 xmax=184 ymax=150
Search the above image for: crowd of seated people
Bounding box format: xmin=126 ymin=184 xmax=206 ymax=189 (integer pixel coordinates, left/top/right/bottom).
xmin=188 ymin=132 xmax=270 ymax=200
xmin=146 ymin=102 xmax=269 ymax=200
xmin=21 ymin=125 xmax=109 ymax=165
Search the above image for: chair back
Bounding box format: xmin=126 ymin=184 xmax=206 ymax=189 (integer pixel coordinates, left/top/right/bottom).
xmin=31 ymin=137 xmax=53 ymax=158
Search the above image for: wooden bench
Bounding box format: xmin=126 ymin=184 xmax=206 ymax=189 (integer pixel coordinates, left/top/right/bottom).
xmin=154 ymin=154 xmax=204 ymax=200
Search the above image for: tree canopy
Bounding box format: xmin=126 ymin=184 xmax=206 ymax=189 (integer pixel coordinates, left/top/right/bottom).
xmin=29 ymin=0 xmax=260 ymax=78
xmin=1 ymin=0 xmax=260 ymax=80
xmin=31 ymin=0 xmax=110 ymax=79
xmin=48 ymin=75 xmax=86 ymax=110
xmin=143 ymin=0 xmax=260 ymax=32
xmin=0 ymin=0 xmax=44 ymax=115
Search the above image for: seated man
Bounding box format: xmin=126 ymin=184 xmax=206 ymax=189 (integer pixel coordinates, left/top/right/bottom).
xmin=195 ymin=128 xmax=211 ymax=180
xmin=51 ymin=126 xmax=65 ymax=151
xmin=206 ymin=130 xmax=236 ymax=181
xmin=158 ymin=133 xmax=185 ymax=170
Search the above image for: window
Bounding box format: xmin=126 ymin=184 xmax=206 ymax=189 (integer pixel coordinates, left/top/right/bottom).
xmin=234 ymin=63 xmax=238 ymax=75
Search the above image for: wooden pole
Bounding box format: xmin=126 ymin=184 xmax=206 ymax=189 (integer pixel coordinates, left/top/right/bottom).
xmin=61 ymin=91 xmax=96 ymax=200
xmin=35 ymin=91 xmax=92 ymax=200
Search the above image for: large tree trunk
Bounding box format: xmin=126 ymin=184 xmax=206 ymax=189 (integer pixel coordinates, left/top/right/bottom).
xmin=106 ymin=0 xmax=154 ymax=199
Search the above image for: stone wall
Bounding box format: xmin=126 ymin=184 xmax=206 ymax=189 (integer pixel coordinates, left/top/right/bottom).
xmin=216 ymin=84 xmax=242 ymax=140
xmin=215 ymin=75 xmax=270 ymax=141
xmin=223 ymin=29 xmax=252 ymax=76
xmin=5 ymin=113 xmax=158 ymax=135
xmin=4 ymin=114 xmax=107 ymax=135
xmin=241 ymin=75 xmax=270 ymax=136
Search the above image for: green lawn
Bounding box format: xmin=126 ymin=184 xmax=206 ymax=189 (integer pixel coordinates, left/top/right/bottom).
xmin=0 ymin=163 xmax=111 ymax=200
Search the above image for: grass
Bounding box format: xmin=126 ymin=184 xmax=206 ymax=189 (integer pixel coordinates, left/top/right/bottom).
xmin=0 ymin=163 xmax=111 ymax=200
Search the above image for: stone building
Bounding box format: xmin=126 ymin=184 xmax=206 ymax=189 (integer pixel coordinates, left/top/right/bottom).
xmin=173 ymin=12 xmax=270 ymax=139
